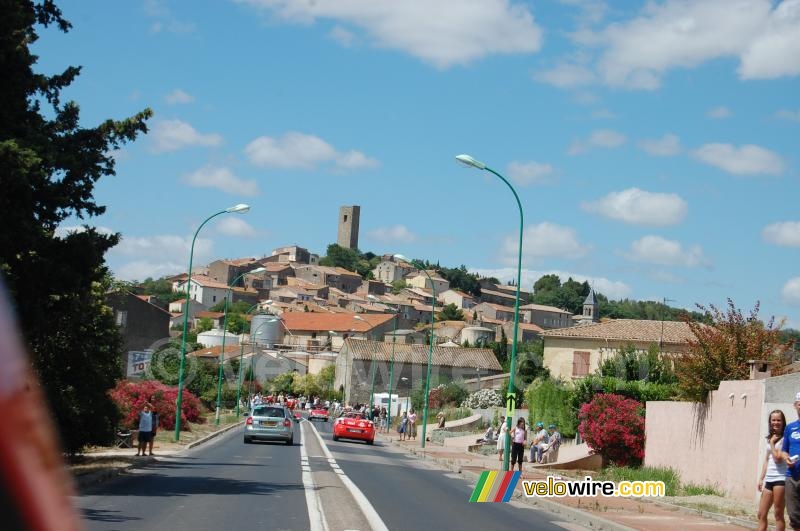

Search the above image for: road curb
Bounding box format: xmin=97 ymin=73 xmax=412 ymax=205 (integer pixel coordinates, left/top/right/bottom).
xmin=74 ymin=421 xmax=245 ymax=489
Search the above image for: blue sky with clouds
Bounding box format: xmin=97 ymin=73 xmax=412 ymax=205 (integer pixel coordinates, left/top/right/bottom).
xmin=39 ymin=0 xmax=799 ymax=325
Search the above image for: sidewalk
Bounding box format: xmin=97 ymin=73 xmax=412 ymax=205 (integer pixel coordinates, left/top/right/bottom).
xmin=378 ymin=431 xmax=759 ymax=531
xmin=70 ymin=420 xmax=244 ymax=488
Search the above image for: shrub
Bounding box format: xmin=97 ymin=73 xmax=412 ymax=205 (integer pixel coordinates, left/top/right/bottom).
xmin=570 ymin=376 xmax=677 ymax=420
xmin=526 ymin=377 xmax=577 ymax=438
xmin=110 ymin=379 xmax=204 ymax=432
xmin=461 ymin=389 xmax=503 ymax=408
xmin=578 ymin=393 xmax=645 ymax=467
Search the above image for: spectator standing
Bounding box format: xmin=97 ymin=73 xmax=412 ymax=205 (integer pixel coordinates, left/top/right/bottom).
xmin=399 ymin=411 xmax=408 ymax=441
xmin=510 ymin=418 xmax=527 ymax=472
xmin=781 ymin=393 xmax=800 ymax=531
xmin=437 ymin=410 xmax=446 ymax=429
xmin=758 ymin=409 xmax=787 ymax=531
xmin=407 ymin=410 xmax=418 ymax=440
xmin=135 ymin=403 xmax=155 ymax=457
xmin=496 ymin=416 xmax=508 ymax=465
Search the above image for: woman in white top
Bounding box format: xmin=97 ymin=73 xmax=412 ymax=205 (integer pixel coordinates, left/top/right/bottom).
xmin=496 ymin=416 xmax=508 ymax=464
xmin=758 ymin=409 xmax=787 ymax=531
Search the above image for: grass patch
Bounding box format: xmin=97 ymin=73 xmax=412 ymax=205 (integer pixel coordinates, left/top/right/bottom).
xmin=680 ymin=483 xmax=724 ymax=496
xmin=594 ymin=466 xmax=680 ymax=496
xmin=440 ymin=407 xmax=473 ymax=422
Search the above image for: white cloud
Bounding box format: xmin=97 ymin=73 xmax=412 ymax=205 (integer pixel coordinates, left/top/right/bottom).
xmin=591 ymin=109 xmax=616 ymax=119
xmin=739 ymin=0 xmax=800 ymax=79
xmin=582 ymin=0 xmax=800 ymax=89
xmin=582 ymin=187 xmax=688 ymax=226
xmin=238 ymin=0 xmax=543 ymax=68
xmin=782 ymin=277 xmax=800 ymax=304
xmin=55 ymin=225 xmax=115 ymax=238
xmin=108 ymin=233 xmax=214 ymax=281
xmin=501 ymin=222 xmax=589 ymax=266
xmin=637 ymin=133 xmax=681 ymax=156
xmin=182 ymin=166 xmax=259 ymax=196
xmin=762 ymin=221 xmax=800 ymax=247
xmin=568 ymin=129 xmax=626 ymax=154
xmin=216 ymin=217 xmax=260 ymax=239
xmin=151 ymin=119 xmax=222 ymax=152
xmin=628 ymin=235 xmax=712 ymax=268
xmin=775 ymin=109 xmax=800 ymax=122
xmin=244 ymin=132 xmax=378 ymax=171
xmin=144 ymin=0 xmax=196 ymax=33
xmin=707 ymin=106 xmax=732 ymax=119
xmin=470 ymin=266 xmax=632 ymax=300
xmin=692 ymin=143 xmax=785 ymax=176
xmin=366 ymin=225 xmax=417 ymax=244
xmin=535 ymin=63 xmax=595 ymax=88
xmin=329 ymin=25 xmax=357 ymax=47
xmin=165 ymin=89 xmax=195 ymax=104
xmin=506 ymin=161 xmax=556 ymax=186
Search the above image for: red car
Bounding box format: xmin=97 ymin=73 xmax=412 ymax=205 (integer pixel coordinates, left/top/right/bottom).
xmin=309 ymin=407 xmax=329 ymax=422
xmin=332 ymin=413 xmax=375 ymax=444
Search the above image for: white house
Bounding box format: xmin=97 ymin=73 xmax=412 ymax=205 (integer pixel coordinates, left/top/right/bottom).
xmin=438 ymin=289 xmax=476 ymax=309
xmin=174 ymin=276 xmax=232 ymax=308
xmin=405 ymin=270 xmax=450 ymax=294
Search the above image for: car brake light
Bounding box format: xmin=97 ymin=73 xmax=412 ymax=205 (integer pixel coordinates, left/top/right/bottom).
xmin=283 ymin=419 xmax=291 ymax=427
xmin=246 ymin=417 xmax=253 ymax=425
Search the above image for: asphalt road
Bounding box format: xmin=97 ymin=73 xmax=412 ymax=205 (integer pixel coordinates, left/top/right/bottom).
xmin=75 ymin=415 xmax=574 ymax=531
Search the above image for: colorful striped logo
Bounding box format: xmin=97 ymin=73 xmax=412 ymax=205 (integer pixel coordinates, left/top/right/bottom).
xmin=469 ymin=471 xmax=521 ymax=502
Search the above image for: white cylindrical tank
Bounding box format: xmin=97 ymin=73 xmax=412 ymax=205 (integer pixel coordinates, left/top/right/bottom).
xmin=461 ymin=326 xmax=494 ymax=346
xmin=197 ymin=329 xmax=241 ymax=348
xmin=250 ymin=314 xmax=283 ymax=346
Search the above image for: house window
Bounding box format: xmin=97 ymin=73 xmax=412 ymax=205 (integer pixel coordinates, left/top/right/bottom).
xmin=343 ymin=215 xmax=348 ymax=222
xmin=115 ymin=310 xmax=127 ymax=328
xmin=212 ymin=295 xmax=217 ymax=303
xmin=572 ymin=351 xmax=590 ymax=376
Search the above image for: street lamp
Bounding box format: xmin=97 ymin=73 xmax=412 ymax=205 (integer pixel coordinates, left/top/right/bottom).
xmin=215 ymin=267 xmax=265 ymax=425
xmin=456 ymin=153 xmax=524 ymax=472
xmin=393 ymin=253 xmax=436 ymax=449
xmin=174 ymin=203 xmax=250 ymax=441
xmin=369 ymin=294 xmax=400 ymax=428
xmin=401 ymin=377 xmax=410 ymax=414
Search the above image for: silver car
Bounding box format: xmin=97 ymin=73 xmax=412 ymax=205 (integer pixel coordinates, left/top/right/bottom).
xmin=243 ymin=405 xmax=294 ymax=445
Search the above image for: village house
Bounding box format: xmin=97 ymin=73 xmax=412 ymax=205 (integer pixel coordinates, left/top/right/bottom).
xmin=473 ymin=301 xmax=519 ymax=323
xmin=372 ymin=258 xmax=415 ymax=283
xmin=405 ymin=270 xmax=450 ymax=294
xmin=540 ymin=319 xmax=695 ymax=380
xmin=335 ymin=338 xmax=501 ymax=405
xmin=208 ymin=257 xmax=261 ymax=286
xmin=438 ymin=288 xmax=476 ymax=309
xmin=293 ymin=264 xmax=363 ymax=293
xmin=280 ymin=311 xmax=397 ymax=353
xmin=520 ymin=303 xmax=573 ymax=329
xmin=106 ymin=290 xmax=172 ymax=376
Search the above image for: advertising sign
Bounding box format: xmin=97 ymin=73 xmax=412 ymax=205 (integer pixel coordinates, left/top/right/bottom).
xmin=127 ymin=350 xmax=152 ymax=377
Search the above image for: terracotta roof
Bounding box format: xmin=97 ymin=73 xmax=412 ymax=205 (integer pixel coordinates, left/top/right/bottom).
xmin=479 ymin=288 xmax=517 ymax=300
xmin=281 ymin=312 xmax=395 ymax=332
xmin=342 ymin=338 xmax=501 ymax=370
xmin=517 ymin=322 xmax=545 ymax=333
xmin=187 ymin=345 xmax=241 ymax=361
xmin=477 ymin=302 xmax=516 ymax=312
xmin=195 ymin=311 xmax=224 ymax=319
xmin=539 ymin=319 xmax=696 ymax=344
xmin=520 ymin=303 xmax=570 ymax=314
xmin=222 ymin=257 xmax=258 ymax=266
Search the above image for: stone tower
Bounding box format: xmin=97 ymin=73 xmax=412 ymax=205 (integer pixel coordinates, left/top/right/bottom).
xmin=582 ymin=287 xmax=599 ymax=323
xmin=337 ymin=205 xmax=360 ymax=249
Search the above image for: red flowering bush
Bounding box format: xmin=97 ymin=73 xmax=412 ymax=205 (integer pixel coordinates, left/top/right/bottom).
xmin=110 ymin=379 xmax=204 ymax=432
xmin=577 ymin=393 xmax=645 ymax=467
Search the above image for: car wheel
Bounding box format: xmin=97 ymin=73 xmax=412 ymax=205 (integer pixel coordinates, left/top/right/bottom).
xmin=244 ymin=437 xmax=252 ymax=444
xmin=366 ymin=438 xmax=374 ymax=445
xmin=324 ymin=418 xmax=328 ymax=422
xmin=286 ymin=436 xmax=294 ymax=446
xmin=332 ymin=434 xmax=339 ymax=441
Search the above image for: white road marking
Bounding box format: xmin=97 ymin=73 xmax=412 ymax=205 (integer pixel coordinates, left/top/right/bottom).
xmin=307 ymin=422 xmax=390 ymax=531
xmin=300 ymin=426 xmax=329 ymax=531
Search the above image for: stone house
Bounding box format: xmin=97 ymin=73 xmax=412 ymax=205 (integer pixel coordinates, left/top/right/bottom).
xmin=372 ymin=259 xmax=414 ymax=283
xmin=438 ymin=289 xmax=476 ymax=309
xmin=520 ymin=303 xmax=573 ymax=329
xmin=473 ymin=302 xmax=519 ymax=323
xmin=405 ymin=270 xmax=450 ymax=294
xmin=208 ymin=257 xmax=261 ymax=286
xmin=293 ymin=264 xmax=363 ymax=293
xmin=540 ymin=319 xmax=695 ymax=380
xmin=106 ymin=291 xmax=171 ymax=376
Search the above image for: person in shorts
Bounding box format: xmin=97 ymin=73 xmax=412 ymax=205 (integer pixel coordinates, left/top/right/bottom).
xmin=758 ymin=409 xmax=786 ymax=531
xmin=136 ymin=403 xmax=155 ymax=456
xmin=781 ymin=392 xmax=800 ymax=530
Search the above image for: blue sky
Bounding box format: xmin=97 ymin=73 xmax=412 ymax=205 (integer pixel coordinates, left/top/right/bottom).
xmin=39 ymin=0 xmax=799 ymax=326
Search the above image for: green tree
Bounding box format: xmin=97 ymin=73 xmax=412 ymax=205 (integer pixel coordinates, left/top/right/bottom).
xmin=391 ymin=279 xmax=407 ymax=294
xmin=197 ymin=317 xmax=213 ymax=333
xmin=319 ymin=243 xmax=361 ymax=272
xmin=138 ymin=277 xmax=183 ymax=305
xmin=0 ymin=1 xmax=151 ymax=453
xmin=438 ymin=303 xmax=464 ymax=321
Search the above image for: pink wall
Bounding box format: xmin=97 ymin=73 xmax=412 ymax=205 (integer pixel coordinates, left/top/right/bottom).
xmin=645 ymin=380 xmax=765 ymax=501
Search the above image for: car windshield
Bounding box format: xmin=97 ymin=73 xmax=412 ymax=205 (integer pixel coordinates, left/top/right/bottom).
xmin=253 ymin=407 xmax=284 ymax=418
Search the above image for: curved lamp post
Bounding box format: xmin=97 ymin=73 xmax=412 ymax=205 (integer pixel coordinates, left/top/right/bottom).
xmin=174 ymin=203 xmax=250 ymax=441
xmin=369 ymin=294 xmax=400 ymax=428
xmin=456 ymin=153 xmax=524 ymax=472
xmin=393 ymin=253 xmax=436 ymax=449
xmin=215 ymin=267 xmax=265 ymax=425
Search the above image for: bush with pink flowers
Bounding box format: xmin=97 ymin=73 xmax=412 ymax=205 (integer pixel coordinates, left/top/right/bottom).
xmin=577 ymin=393 xmax=645 ymax=467
xmin=110 ymin=379 xmax=204 ymax=432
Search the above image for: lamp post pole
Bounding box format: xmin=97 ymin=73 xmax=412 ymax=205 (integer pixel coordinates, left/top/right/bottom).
xmin=394 ymin=254 xmax=436 ymax=449
xmin=174 ymin=204 xmax=250 ymax=441
xmin=216 ymin=268 xmax=265 ymax=425
xmin=456 ymin=154 xmax=523 ymax=472
xmin=235 ymin=302 xmax=265 ymax=417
